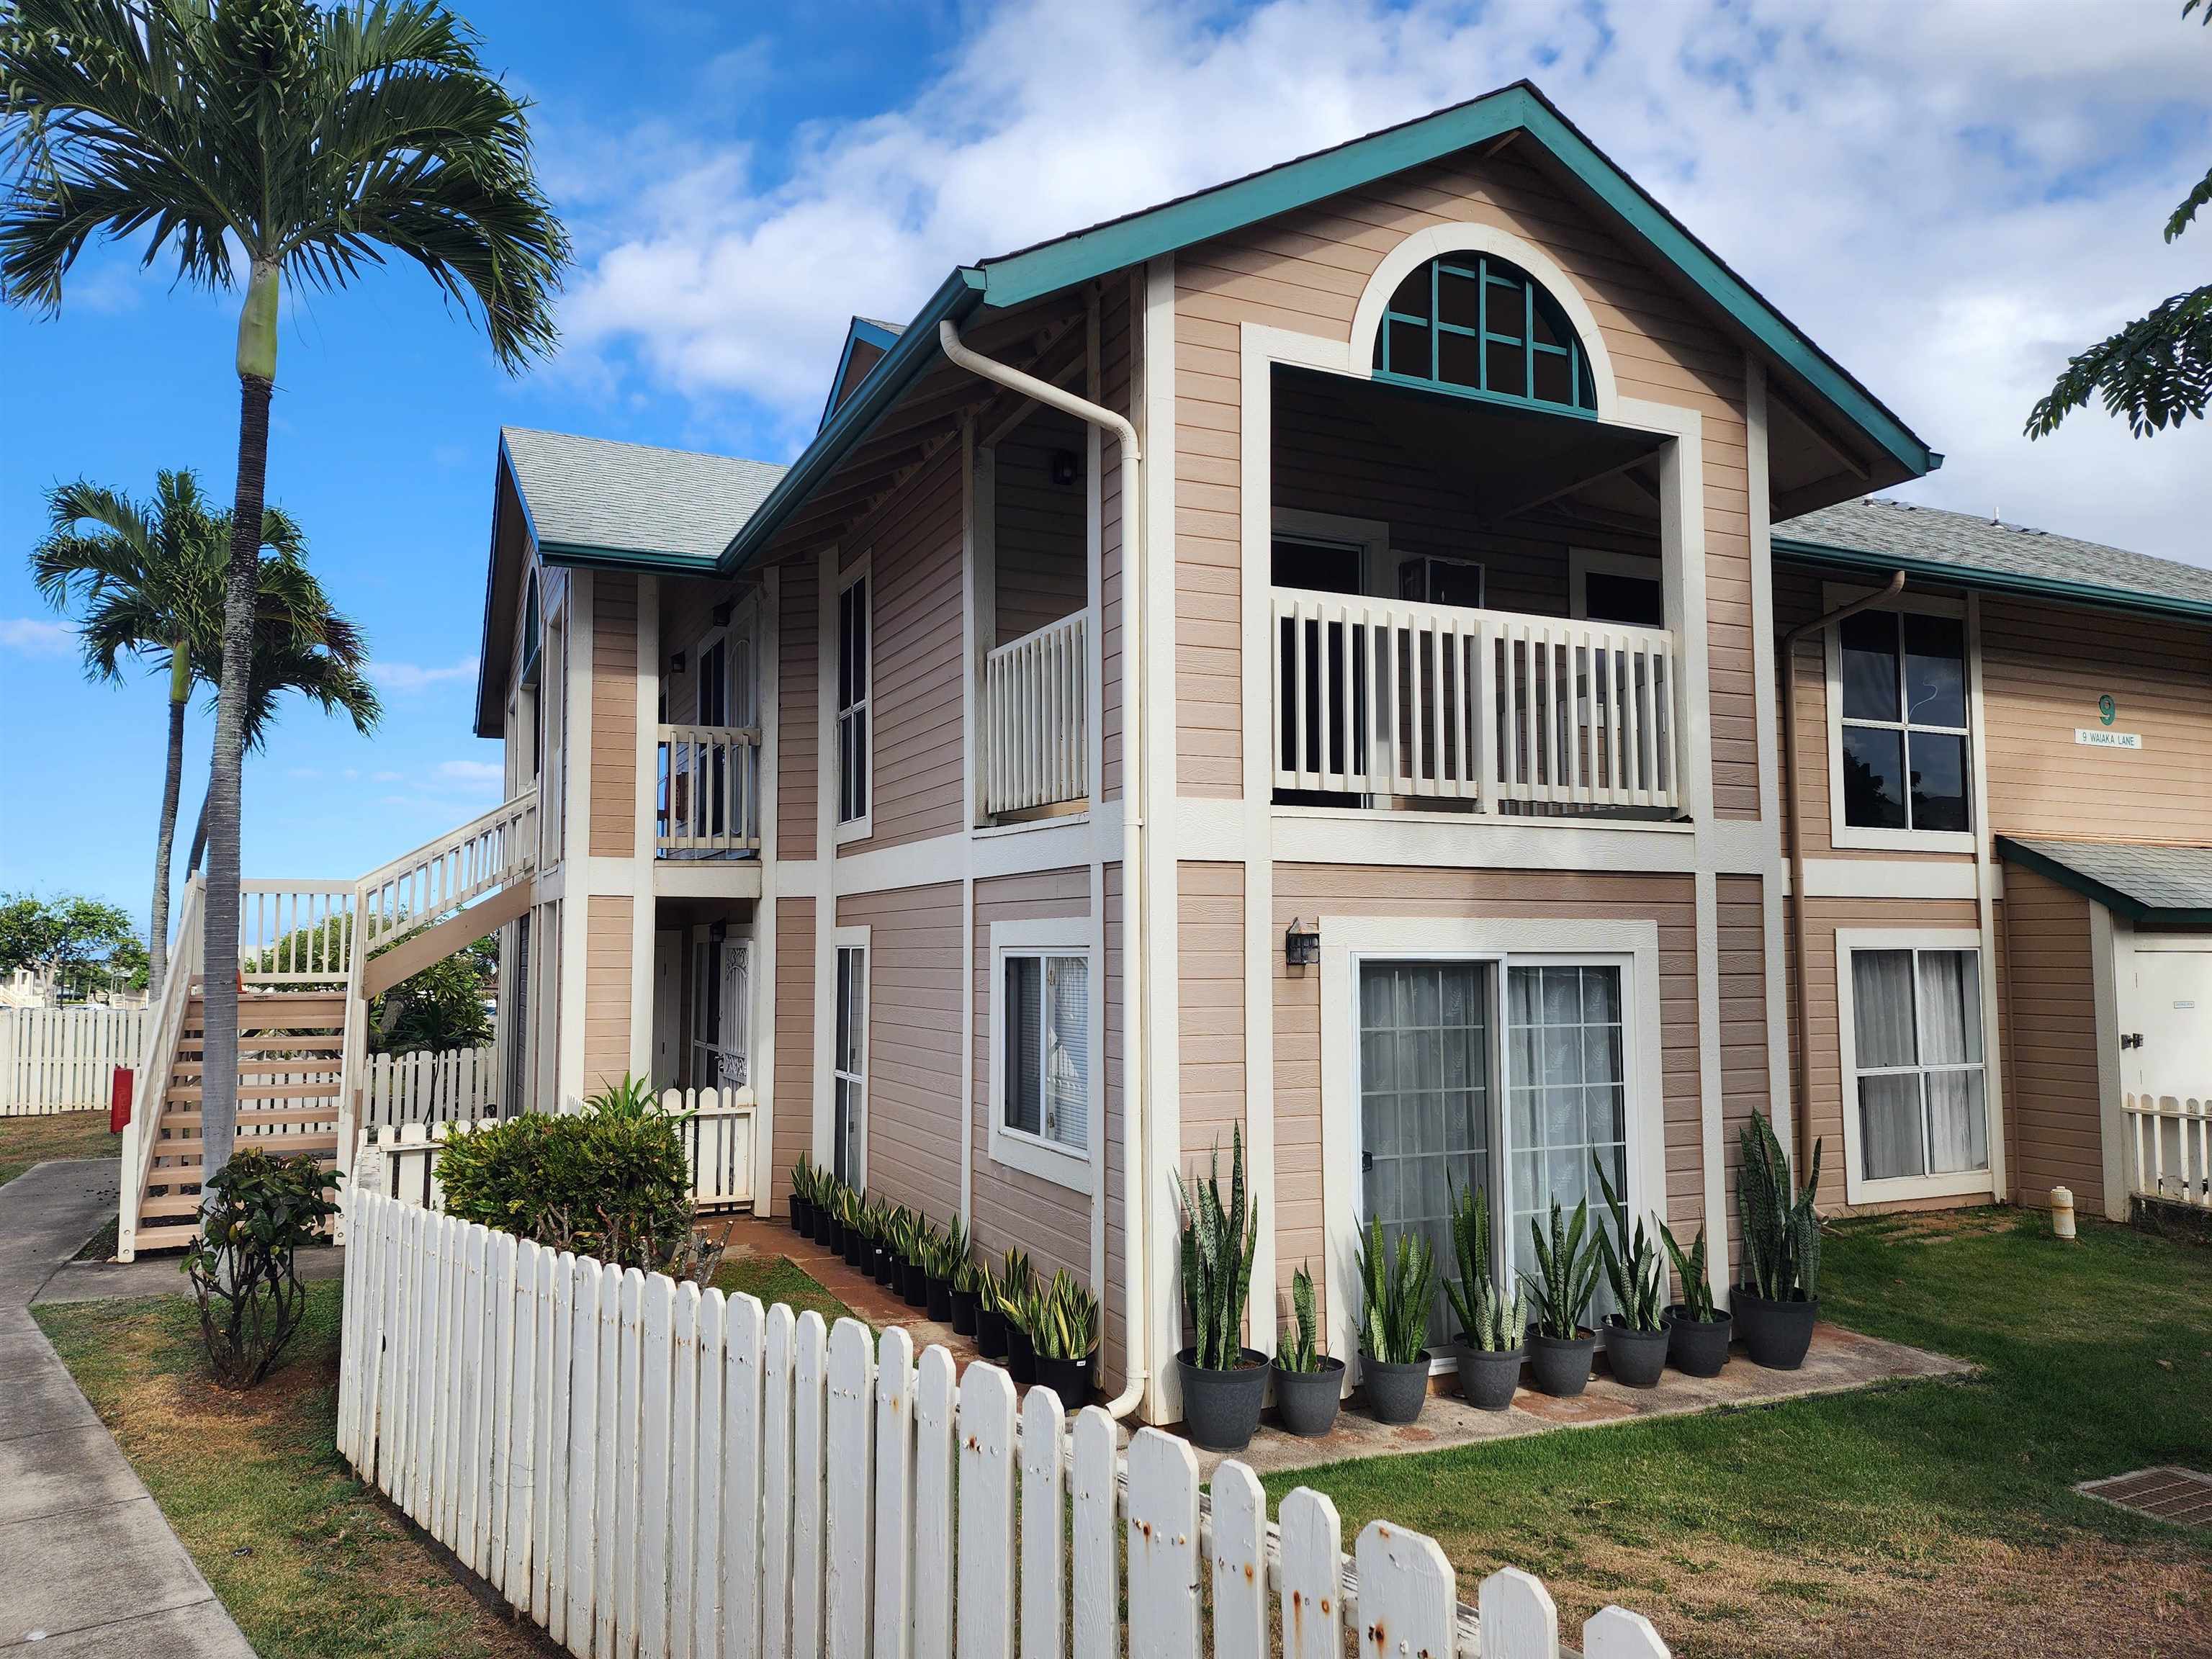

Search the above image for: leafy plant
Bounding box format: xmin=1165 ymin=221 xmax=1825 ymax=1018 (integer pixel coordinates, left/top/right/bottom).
xmin=1277 ymin=1262 xmax=1323 ymax=1373
xmin=181 ymin=1147 xmax=339 ymax=1388
xmin=1354 ymin=1215 xmax=1435 ymax=1364
xmin=930 ymin=1214 xmax=971 ymax=1280
xmin=1441 ymin=1179 xmax=1524 ymax=1352
xmin=953 ymin=1251 xmax=989 ymax=1296
xmin=995 ymin=1247 xmax=1035 ymax=1320
xmin=1593 ymin=1158 xmax=1665 ymax=1333
xmin=791 ymin=1156 xmax=818 ymax=1208
xmin=1521 ymin=1198 xmax=1602 ymax=1341
xmin=1657 ymin=1219 xmax=1717 ymax=1322
xmin=1032 ymin=1270 xmax=1099 ymax=1361
xmin=1737 ymin=1115 xmax=1822 ymax=1301
xmin=1173 ymin=1128 xmax=1259 ymax=1371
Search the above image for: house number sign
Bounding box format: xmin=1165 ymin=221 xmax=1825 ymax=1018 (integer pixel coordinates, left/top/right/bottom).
xmin=2077 ymin=694 xmax=2141 ymax=750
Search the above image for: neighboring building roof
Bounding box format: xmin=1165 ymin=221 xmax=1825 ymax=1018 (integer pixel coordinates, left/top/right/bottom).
xmin=500 ymin=426 xmax=788 ymax=569
xmin=1776 ymin=498 xmax=2212 ymax=625
xmin=1997 ymin=837 xmax=2212 ymax=926
xmin=710 ymin=78 xmax=1938 ymax=579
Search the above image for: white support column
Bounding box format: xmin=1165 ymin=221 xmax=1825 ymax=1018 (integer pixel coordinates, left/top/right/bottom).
xmin=755 ymin=566 xmax=782 ymax=1213
xmin=813 ymin=544 xmax=840 ymax=1166
xmin=557 ymin=570 xmax=595 ymax=1109
xmin=1745 ymin=359 xmax=1797 ymax=1161
xmin=629 ymin=574 xmax=660 ymax=1080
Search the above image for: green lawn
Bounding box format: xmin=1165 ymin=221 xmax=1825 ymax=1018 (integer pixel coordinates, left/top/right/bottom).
xmin=711 ymin=1251 xmax=860 ymax=1328
xmin=0 ymin=1107 xmax=117 ymax=1187
xmin=1267 ymin=1210 xmax=2211 ymax=1656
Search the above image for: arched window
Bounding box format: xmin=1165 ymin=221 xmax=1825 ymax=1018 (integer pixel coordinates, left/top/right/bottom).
xmin=1372 ymin=255 xmax=1596 ymax=414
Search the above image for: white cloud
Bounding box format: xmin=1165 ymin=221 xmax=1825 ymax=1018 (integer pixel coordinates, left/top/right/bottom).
xmin=370 ymin=656 xmax=480 ymax=693
xmin=0 ymin=617 xmax=76 ymax=659
xmin=561 ymin=0 xmax=2212 ymax=562
xmin=438 ymin=759 xmax=504 ymax=785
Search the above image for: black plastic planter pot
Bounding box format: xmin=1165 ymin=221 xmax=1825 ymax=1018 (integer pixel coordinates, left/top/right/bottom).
xmin=874 ymin=1249 xmax=896 ymax=1287
xmin=1663 ymin=1305 xmax=1731 ymax=1377
xmin=1360 ymin=1352 xmax=1431 ymax=1424
xmin=949 ymin=1288 xmax=981 ymax=1336
xmin=1732 ymin=1287 xmax=1817 ymax=1370
xmin=1449 ymin=1341 xmax=1524 ymax=1411
xmin=1527 ymin=1328 xmax=1596 ymax=1397
xmin=1270 ymin=1357 xmax=1345 ymax=1438
xmin=903 ymin=1262 xmax=930 ymax=1308
xmin=1177 ymin=1349 xmax=1268 ymax=1452
xmin=975 ymin=1305 xmax=1008 ymax=1359
xmin=844 ymin=1232 xmax=869 ymax=1269
xmin=926 ymin=1277 xmax=954 ymax=1322
xmin=814 ymin=1210 xmax=835 ymax=1248
xmin=1035 ymin=1352 xmax=1094 ymax=1413
xmin=1006 ymin=1326 xmax=1038 ymax=1385
xmin=1601 ymin=1318 xmax=1669 ymax=1388
xmin=790 ymin=1197 xmax=811 ymax=1233
xmin=825 ymin=1218 xmax=845 ymax=1254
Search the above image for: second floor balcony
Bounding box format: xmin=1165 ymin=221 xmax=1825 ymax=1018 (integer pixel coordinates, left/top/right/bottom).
xmin=657 ymin=723 xmax=761 ymax=857
xmin=982 ymin=609 xmax=1088 ymax=820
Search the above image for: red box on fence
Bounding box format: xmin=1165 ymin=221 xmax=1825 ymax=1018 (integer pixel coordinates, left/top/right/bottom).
xmin=109 ymin=1067 xmax=133 ymax=1134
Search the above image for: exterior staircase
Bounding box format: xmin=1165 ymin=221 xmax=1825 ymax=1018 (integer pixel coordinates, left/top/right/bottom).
xmin=120 ymin=789 xmax=537 ymax=1256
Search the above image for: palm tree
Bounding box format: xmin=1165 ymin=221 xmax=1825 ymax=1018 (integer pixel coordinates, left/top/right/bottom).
xmin=1 ymin=0 xmax=569 ymax=1182
xmin=33 ymin=470 xmax=382 ymax=997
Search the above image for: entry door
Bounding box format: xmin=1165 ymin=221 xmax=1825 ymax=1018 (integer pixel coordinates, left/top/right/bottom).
xmin=717 ymin=940 xmax=750 ymax=1089
xmin=2128 ymin=945 xmax=2212 ymax=1100
xmin=652 ymin=932 xmax=680 ymax=1089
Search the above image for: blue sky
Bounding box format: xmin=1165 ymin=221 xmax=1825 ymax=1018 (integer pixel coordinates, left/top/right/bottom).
xmin=4 ymin=0 xmax=2208 ymax=930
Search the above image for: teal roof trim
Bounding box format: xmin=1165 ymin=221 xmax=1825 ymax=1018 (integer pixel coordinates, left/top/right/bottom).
xmin=717 ymin=267 xmax=988 ymax=573
xmin=975 ymin=83 xmax=1935 ymax=479
xmin=1773 ymin=533 xmax=2212 ymax=627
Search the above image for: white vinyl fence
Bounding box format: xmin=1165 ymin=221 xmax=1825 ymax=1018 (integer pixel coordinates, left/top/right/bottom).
xmin=1 ymin=1004 xmax=145 ymax=1115
xmin=338 ymin=1190 xmax=1669 ymax=1659
xmin=361 ymin=1046 xmax=500 ymax=1135
xmin=2124 ymin=1093 xmax=2211 ymax=1210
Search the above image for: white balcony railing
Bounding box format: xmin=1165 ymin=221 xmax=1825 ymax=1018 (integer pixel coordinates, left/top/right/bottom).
xmin=984 ymin=611 xmax=1088 ymax=817
xmin=657 ymin=724 xmax=760 ymax=855
xmin=1272 ymin=588 xmax=1681 ymax=814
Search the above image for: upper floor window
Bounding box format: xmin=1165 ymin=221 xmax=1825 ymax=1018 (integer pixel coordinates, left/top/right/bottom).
xmin=1372 ymin=256 xmax=1596 ymax=414
xmin=837 ymin=565 xmax=871 ymax=832
xmin=1835 ymin=608 xmax=1970 ymax=837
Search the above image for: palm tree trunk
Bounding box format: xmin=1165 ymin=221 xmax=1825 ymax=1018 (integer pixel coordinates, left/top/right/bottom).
xmin=148 ymin=647 xmax=188 ymax=1002
xmin=185 ymin=787 xmax=210 ymax=876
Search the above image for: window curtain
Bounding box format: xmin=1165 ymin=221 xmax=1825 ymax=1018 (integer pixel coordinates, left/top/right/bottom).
xmin=1919 ymin=952 xmax=1987 ymax=1172
xmin=1851 ymin=950 xmax=1923 ymax=1179
xmin=1043 ymin=957 xmax=1089 ymax=1151
xmin=1506 ymin=966 xmax=1627 ymax=1308
xmin=1003 ymin=956 xmax=1043 ymax=1137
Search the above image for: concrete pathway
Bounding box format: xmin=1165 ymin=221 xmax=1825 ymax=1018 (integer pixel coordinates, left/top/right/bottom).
xmin=0 ymin=1159 xmax=257 ymax=1656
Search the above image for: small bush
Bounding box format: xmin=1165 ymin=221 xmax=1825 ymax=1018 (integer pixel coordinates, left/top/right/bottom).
xmin=436 ymin=1077 xmax=723 ymax=1280
xmin=183 ymin=1147 xmax=340 ymax=1388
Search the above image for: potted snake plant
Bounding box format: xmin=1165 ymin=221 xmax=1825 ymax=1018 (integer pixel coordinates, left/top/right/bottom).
xmin=1442 ymin=1180 xmax=1524 ymax=1411
xmin=1174 ymin=1128 xmax=1265 ymax=1452
xmin=1658 ymin=1219 xmax=1730 ymax=1376
xmin=999 ymin=1249 xmax=1039 ymax=1384
xmin=974 ymin=1253 xmax=1011 ymax=1359
xmin=1269 ymin=1263 xmax=1343 ymax=1437
xmin=868 ymin=1200 xmax=897 ymax=1283
xmin=1522 ymin=1197 xmax=1602 ymax=1397
xmin=819 ymin=1175 xmax=845 ymax=1252
xmin=925 ymin=1216 xmax=966 ymax=1322
xmin=1031 ymin=1270 xmax=1100 ymax=1412
xmin=896 ymin=1210 xmax=931 ymax=1308
xmin=1735 ymin=1115 xmax=1822 ymax=1369
xmin=950 ymin=1252 xmax=986 ymax=1337
xmin=1355 ymin=1215 xmax=1436 ymax=1425
xmin=790 ymin=1157 xmax=817 ymax=1234
xmin=842 ymin=1188 xmax=872 ymax=1269
xmin=1594 ymin=1159 xmax=1668 ymax=1387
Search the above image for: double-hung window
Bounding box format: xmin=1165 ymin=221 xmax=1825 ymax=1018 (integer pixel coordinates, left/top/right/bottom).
xmin=832 ymin=937 xmax=868 ymax=1183
xmin=1833 ymin=603 xmax=1972 ymax=845
xmin=837 ymin=565 xmax=871 ymax=835
xmin=991 ymin=924 xmax=1093 ymax=1189
xmin=1839 ymin=934 xmax=1990 ymax=1200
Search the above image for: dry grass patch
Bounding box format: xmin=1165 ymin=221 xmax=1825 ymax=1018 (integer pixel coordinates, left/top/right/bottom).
xmin=0 ymin=1107 xmax=117 ymax=1187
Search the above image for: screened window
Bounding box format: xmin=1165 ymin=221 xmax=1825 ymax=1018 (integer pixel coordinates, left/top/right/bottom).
xmin=1838 ymin=610 xmax=1970 ymax=834
xmin=837 ymin=572 xmax=871 ymax=827
xmin=833 ymin=943 xmax=867 ymax=1182
xmin=1373 ymin=256 xmax=1596 ymax=413
xmin=1002 ymin=953 xmax=1090 ymax=1154
xmin=1849 ymin=948 xmax=1987 ymax=1183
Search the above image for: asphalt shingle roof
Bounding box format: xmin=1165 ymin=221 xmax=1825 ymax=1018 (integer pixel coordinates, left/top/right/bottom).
xmin=501 ymin=427 xmax=787 ymax=563
xmin=2000 ymin=837 xmax=2212 ymax=921
xmin=1778 ymin=498 xmax=2212 ymax=615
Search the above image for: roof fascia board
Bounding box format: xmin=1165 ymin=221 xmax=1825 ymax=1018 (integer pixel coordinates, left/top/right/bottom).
xmin=1993 ymin=836 xmax=2212 ymax=927
xmin=535 ymin=539 xmax=722 ymax=575
xmin=1775 ymin=536 xmax=2212 ymax=628
xmin=976 ymin=85 xmax=1933 ymax=479
xmin=719 ymin=268 xmax=989 ymax=575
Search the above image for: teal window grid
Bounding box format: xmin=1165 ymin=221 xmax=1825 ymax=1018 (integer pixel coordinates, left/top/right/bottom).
xmin=1374 ymin=256 xmax=1596 ymax=415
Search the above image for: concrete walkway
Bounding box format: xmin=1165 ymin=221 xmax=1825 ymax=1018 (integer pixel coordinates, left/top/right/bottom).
xmin=0 ymin=1159 xmax=256 ymax=1656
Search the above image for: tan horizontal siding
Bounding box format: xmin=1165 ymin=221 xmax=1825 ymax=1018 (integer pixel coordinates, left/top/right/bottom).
xmin=777 ymin=562 xmax=818 ymax=858
xmin=994 ymin=405 xmax=1089 ymax=644
xmin=1178 ymin=863 xmax=1247 ymax=1169
xmin=1716 ymin=873 xmax=1772 ymax=1277
xmin=1999 ymin=866 xmax=2103 ymax=1211
xmin=589 ymin=575 xmax=639 ymax=859
xmin=840 ymin=883 xmax=963 ymax=1223
xmin=772 ymin=897 xmax=816 ymax=1205
xmin=583 ymin=894 xmax=634 ymax=1094
xmin=1100 ymin=277 xmax=1133 ymax=804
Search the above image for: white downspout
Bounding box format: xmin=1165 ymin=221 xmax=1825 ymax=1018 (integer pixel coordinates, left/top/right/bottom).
xmin=938 ymin=318 xmax=1151 ymax=1417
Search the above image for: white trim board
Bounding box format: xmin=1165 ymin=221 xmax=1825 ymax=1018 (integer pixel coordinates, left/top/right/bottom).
xmin=984 ymin=916 xmax=1101 ymax=1195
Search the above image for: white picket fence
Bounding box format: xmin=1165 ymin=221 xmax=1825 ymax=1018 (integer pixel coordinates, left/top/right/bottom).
xmin=360 ymin=1046 xmax=500 ymax=1135
xmin=338 ymin=1190 xmax=1668 ymax=1659
xmin=1 ymin=1004 xmax=146 ymax=1115
xmin=2124 ymin=1093 xmax=2212 ymax=1209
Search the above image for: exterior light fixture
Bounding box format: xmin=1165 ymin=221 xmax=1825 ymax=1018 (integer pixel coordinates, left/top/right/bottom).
xmin=712 ymin=599 xmax=735 ymax=626
xmin=1285 ymin=917 xmax=1320 ymax=967
xmin=1051 ymin=449 xmax=1079 ymax=487
xmin=668 ymin=651 xmax=686 ymax=675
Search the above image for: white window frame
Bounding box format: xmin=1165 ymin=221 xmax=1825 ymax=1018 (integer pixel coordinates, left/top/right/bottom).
xmin=1316 ymin=914 xmax=1668 ymax=1376
xmin=835 ymin=554 xmax=873 ymax=844
xmin=832 ymin=925 xmax=870 ymax=1186
xmin=1823 ymin=585 xmax=1976 ymax=854
xmin=1834 ymin=926 xmax=1997 ymax=1205
xmin=1568 ymin=547 xmax=1663 ymax=624
xmin=987 ymin=917 xmax=1098 ymax=1193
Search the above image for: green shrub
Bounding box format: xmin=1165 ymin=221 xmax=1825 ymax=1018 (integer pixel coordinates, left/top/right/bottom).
xmin=435 ymin=1076 xmax=720 ymax=1280
xmin=183 ymin=1147 xmax=340 ymax=1388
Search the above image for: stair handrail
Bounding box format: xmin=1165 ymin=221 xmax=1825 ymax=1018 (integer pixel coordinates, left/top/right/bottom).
xmin=120 ymin=873 xmax=204 ymax=1260
xmin=352 ymin=787 xmax=538 ymax=960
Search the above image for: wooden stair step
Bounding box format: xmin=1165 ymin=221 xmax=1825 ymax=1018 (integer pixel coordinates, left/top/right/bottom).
xmin=177 ymin=1034 xmax=343 ymax=1055
xmin=164 ymin=1080 xmax=342 ymax=1104
xmin=171 ymin=1058 xmax=343 ymax=1079
xmin=141 ymin=1135 xmax=341 ymax=1166
xmin=161 ymin=1107 xmax=343 ymax=1130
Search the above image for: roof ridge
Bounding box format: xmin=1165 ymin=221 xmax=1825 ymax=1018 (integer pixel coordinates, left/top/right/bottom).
xmin=500 ymin=424 xmax=786 ymax=473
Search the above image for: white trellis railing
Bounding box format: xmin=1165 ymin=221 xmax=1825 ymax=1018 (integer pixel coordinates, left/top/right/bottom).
xmin=360 ymin=1046 xmax=500 ymax=1136
xmin=336 ymin=1192 xmax=1670 ymax=1659
xmin=657 ymin=724 xmax=762 ymax=855
xmin=2125 ymin=1093 xmax=2212 ymax=1210
xmin=984 ymin=611 xmax=1088 ymax=817
xmin=1271 ymin=588 xmax=1680 ymax=813
xmin=354 ymin=789 xmax=539 ymax=961
xmin=0 ymin=1003 xmax=146 ymax=1115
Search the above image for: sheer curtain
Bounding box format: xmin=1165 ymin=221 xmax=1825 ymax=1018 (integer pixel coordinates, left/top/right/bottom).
xmin=1852 ymin=950 xmax=1923 ymax=1180
xmin=1918 ymin=952 xmax=1987 ymax=1173
xmin=1851 ymin=948 xmax=1988 ymax=1183
xmin=1043 ymin=957 xmax=1090 ymax=1151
